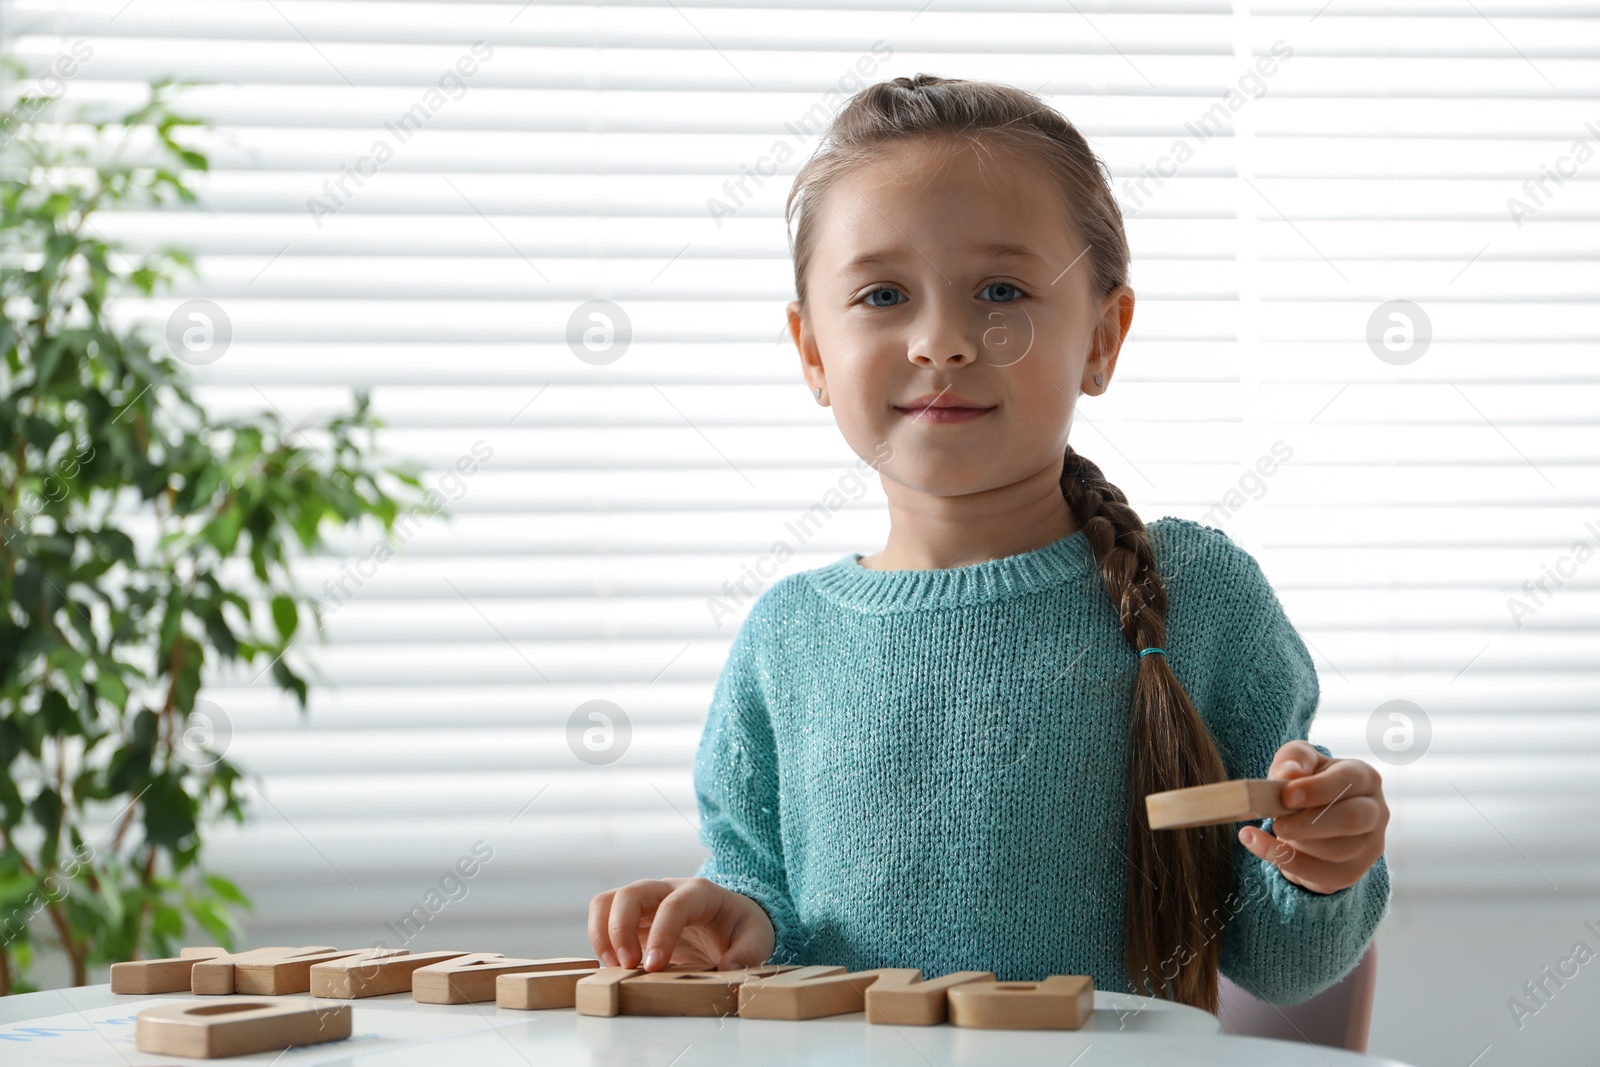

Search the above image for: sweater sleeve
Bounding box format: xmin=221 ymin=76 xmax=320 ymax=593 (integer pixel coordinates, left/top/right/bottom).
xmin=691 ymin=609 xmax=808 ymax=965
xmin=1209 ymin=547 xmax=1393 ymax=1005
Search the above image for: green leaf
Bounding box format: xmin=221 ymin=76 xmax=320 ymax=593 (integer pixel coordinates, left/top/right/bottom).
xmin=204 ymin=873 xmax=251 ymax=909
xmin=106 ymin=737 xmax=154 ymax=796
xmin=270 ymin=658 xmax=309 ymax=708
xmin=132 ymin=708 xmax=159 ymax=750
xmin=200 ymin=604 xmax=238 ymax=660
xmin=38 ymin=690 xmax=79 ymax=737
xmin=23 ymin=414 xmax=58 ymax=450
xmin=201 ymin=506 xmax=244 ymax=555
xmin=270 ymin=595 xmax=297 ymax=641
xmin=187 ymin=896 xmax=232 ymax=944
xmin=152 ymin=901 xmax=184 ymax=939
xmin=93 ymin=663 xmax=130 ymax=712
xmin=29 ymin=786 xmax=62 ymax=837
xmin=157 ymin=587 xmax=186 ymax=663
xmin=141 ymin=776 xmax=197 ymax=849
xmin=0 ymin=874 xmax=37 ymax=912
xmin=0 ymin=770 xmax=24 ymax=826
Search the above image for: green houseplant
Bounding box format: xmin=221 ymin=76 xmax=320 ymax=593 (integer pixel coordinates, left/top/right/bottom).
xmin=0 ymin=75 xmax=425 ymax=993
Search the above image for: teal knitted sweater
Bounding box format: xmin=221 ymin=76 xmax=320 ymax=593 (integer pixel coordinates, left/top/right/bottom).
xmin=692 ymin=516 xmax=1390 ymax=1005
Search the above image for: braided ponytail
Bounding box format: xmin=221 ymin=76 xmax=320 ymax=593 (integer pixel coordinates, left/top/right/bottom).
xmin=1061 ymin=445 xmax=1233 ymax=1012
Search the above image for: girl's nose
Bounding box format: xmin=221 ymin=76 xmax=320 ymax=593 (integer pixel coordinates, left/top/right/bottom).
xmin=905 ymin=300 xmax=981 ymax=368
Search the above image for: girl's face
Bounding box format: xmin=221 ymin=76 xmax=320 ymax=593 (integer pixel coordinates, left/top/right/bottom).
xmin=788 ymin=138 xmax=1134 ymax=499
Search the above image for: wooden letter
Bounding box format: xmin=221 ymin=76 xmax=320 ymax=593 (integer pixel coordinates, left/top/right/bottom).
xmin=311 ymin=950 xmax=472 ymax=999
xmin=111 ymin=950 xmax=224 ymax=995
xmin=190 ymin=946 xmax=336 ymax=996
xmin=233 ymin=947 xmax=406 ymax=996
xmin=118 ymin=947 xmax=321 ymax=996
xmin=739 ymin=966 xmax=910 ymax=1020
xmin=863 ymin=968 xmax=995 ymax=1025
xmin=135 ymin=999 xmax=351 ymax=1058
xmin=619 ymin=964 xmax=802 ymax=1018
xmin=411 ymin=954 xmax=599 ymax=1005
xmin=573 ymin=964 xmax=803 ymax=1017
xmin=573 ymin=967 xmax=641 ymax=1017
xmin=495 ymin=966 xmax=601 ymax=1010
xmin=1145 ymin=778 xmax=1293 ymax=830
xmin=946 ymin=975 xmax=1094 ymax=1030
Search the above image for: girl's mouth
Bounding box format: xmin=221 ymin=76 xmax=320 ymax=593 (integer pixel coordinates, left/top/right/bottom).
xmin=894 ymin=405 xmax=996 ymax=423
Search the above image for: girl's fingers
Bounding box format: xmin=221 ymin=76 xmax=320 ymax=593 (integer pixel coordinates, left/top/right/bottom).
xmin=641 ymin=883 xmax=717 ymax=971
xmin=1267 ymin=741 xmax=1327 ymax=782
xmin=1279 ymin=758 xmax=1381 ymax=811
xmin=593 ymin=880 xmax=772 ymax=974
xmin=1239 ymin=826 xmax=1363 ymax=895
xmin=608 ymin=881 xmax=671 ymax=969
xmin=1270 ymin=796 xmax=1383 ymax=841
xmin=719 ymin=908 xmax=773 ymax=971
xmin=587 ymin=890 xmax=619 ymax=968
xmin=1270 ymin=827 xmax=1376 ymax=865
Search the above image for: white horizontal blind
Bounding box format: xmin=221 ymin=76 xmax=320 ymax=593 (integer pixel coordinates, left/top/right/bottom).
xmin=4 ymin=0 xmax=1596 ymax=960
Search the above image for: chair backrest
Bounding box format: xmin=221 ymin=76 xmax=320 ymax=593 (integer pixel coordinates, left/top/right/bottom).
xmin=1218 ymin=941 xmax=1378 ymax=1052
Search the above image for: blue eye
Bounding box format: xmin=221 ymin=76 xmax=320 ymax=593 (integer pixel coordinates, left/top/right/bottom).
xmin=862 ymin=287 xmax=905 ymax=308
xmin=982 ymin=281 xmax=1026 ymax=303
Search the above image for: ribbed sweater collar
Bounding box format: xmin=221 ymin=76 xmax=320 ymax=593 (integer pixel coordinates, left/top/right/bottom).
xmin=806 ymin=527 xmax=1095 ymax=613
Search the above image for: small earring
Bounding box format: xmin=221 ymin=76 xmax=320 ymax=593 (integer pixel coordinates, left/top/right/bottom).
xmin=1094 ymin=375 xmax=1103 ymax=387
xmin=813 ymin=386 xmax=822 ymax=399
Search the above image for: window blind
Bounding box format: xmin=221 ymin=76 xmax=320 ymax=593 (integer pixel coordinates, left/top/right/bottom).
xmin=4 ymin=0 xmax=1595 ymax=957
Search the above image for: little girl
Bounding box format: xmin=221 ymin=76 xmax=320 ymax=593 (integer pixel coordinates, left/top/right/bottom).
xmin=589 ymin=73 xmax=1390 ymax=1014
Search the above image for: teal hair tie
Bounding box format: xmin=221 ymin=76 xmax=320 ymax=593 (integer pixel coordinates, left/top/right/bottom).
xmin=1139 ymin=647 xmax=1165 ymax=658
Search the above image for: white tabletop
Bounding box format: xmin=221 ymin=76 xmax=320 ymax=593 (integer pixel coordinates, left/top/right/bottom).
xmin=0 ymin=983 xmax=1418 ymax=1065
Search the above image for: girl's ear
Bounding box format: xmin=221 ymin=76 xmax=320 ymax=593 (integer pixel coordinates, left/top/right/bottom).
xmin=788 ymin=300 xmax=826 ymax=402
xmin=1083 ymin=285 xmax=1135 ymax=394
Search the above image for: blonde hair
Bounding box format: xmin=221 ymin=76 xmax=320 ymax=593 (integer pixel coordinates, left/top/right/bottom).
xmin=785 ymin=73 xmax=1234 ymax=1013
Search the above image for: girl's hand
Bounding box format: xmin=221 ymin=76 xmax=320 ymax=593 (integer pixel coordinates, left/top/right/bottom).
xmin=588 ymin=876 xmax=775 ymax=972
xmin=1237 ymin=740 xmax=1389 ymax=896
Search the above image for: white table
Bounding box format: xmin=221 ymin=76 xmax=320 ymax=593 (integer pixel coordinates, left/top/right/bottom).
xmin=0 ymin=983 xmax=1418 ymax=1065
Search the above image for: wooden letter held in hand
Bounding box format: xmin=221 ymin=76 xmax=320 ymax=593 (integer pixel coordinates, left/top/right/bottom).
xmin=411 ymin=954 xmax=600 ymax=1005
xmin=946 ymin=976 xmax=1094 ymax=1030
xmin=1145 ymin=778 xmax=1294 ymax=830
xmin=863 ymin=968 xmax=995 ymax=1025
xmin=311 ymin=951 xmax=472 ymax=999
xmin=135 ymin=1000 xmax=351 ymax=1059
